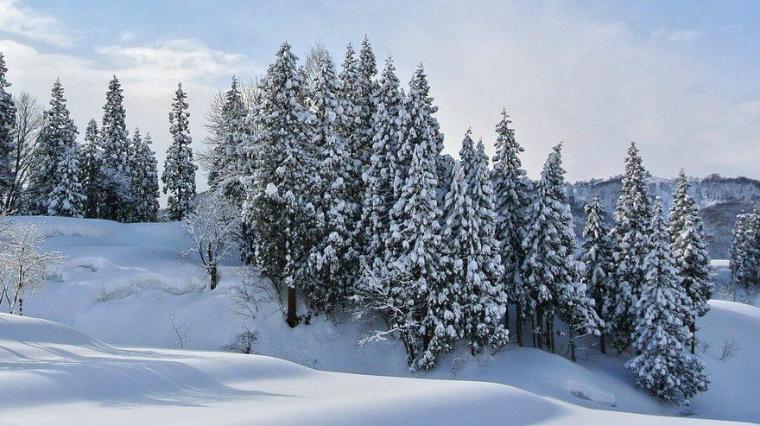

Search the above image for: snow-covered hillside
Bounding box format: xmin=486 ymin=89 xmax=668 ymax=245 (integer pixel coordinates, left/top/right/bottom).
xmin=2 ymin=314 xmax=733 ymax=426
xmin=5 ymin=216 xmax=760 ymax=424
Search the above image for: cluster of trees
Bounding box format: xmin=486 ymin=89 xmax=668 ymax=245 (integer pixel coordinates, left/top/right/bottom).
xmin=0 ymin=53 xmax=196 ymax=221
xmin=201 ymin=38 xmax=713 ymax=405
xmin=730 ymin=208 xmax=760 ymax=288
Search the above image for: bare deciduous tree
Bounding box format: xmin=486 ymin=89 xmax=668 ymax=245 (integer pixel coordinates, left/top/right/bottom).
xmin=0 ymin=220 xmax=64 ymax=313
xmin=4 ymin=93 xmax=43 ymax=213
xmin=182 ymin=191 xmax=241 ymax=290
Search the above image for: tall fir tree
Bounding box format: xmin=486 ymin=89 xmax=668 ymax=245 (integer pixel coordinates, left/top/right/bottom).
xmin=610 ymin=142 xmax=653 ymax=352
xmin=459 ymin=133 xmax=508 ymax=354
xmin=162 ymin=83 xmax=197 ymax=220
xmin=387 ymin=140 xmax=446 ymax=367
xmin=730 ymin=209 xmax=760 ymax=288
xmin=357 ymin=35 xmax=378 ymax=165
xmin=359 ymin=57 xmax=403 ymax=272
xmin=47 ymin=145 xmax=86 ymax=217
xmin=100 ymin=76 xmax=132 ymax=222
xmin=668 ymin=171 xmax=712 ymax=353
xmin=79 ymin=119 xmax=103 ymax=218
xmin=29 ymin=79 xmax=78 ymax=214
xmin=338 ymin=43 xmax=365 ymax=208
xmin=408 ymin=64 xmax=445 ymax=186
xmin=581 ymin=197 xmax=616 ymax=354
xmin=491 ymin=109 xmax=532 ymax=346
xmin=129 ymin=129 xmax=160 ymax=222
xmin=521 ymin=144 xmax=592 ymax=351
xmin=207 ymin=77 xmax=249 ymax=205
xmin=305 ymin=51 xmax=357 ymax=314
xmin=626 ymin=199 xmax=708 ymax=405
xmin=241 ymin=43 xmax=318 ymax=327
xmin=0 ymin=53 xmax=15 ymax=201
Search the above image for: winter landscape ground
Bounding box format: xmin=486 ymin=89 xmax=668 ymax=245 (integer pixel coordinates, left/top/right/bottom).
xmin=1 ymin=216 xmax=758 ymax=425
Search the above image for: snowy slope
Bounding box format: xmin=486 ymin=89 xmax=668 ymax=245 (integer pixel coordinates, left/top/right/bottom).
xmin=7 ymin=216 xmax=760 ymax=424
xmin=3 ymin=314 xmax=736 ymax=426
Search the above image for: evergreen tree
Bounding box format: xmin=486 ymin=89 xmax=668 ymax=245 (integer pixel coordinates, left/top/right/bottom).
xmin=610 ymin=142 xmax=653 ymax=352
xmin=207 ymin=77 xmax=249 ymax=205
xmin=521 ymin=144 xmax=584 ymax=351
xmin=29 ymin=79 xmax=78 ymax=214
xmin=338 ymin=43 xmax=365 ymax=211
xmin=408 ymin=64 xmax=445 ymax=183
xmin=359 ymin=58 xmax=403 ymax=272
xmin=0 ymin=53 xmax=15 ymax=201
xmin=581 ymin=197 xmax=616 ymax=354
xmin=162 ymin=83 xmax=197 ymax=220
xmin=387 ymin=141 xmax=446 ymax=367
xmin=491 ymin=109 xmax=532 ymax=346
xmin=47 ymin=145 xmax=86 ymax=217
xmin=79 ymin=119 xmax=103 ymax=218
xmin=457 ymin=132 xmax=508 ymax=354
xmin=241 ymin=42 xmax=318 ymax=327
xmin=730 ymin=209 xmax=760 ymax=288
xmin=668 ymin=171 xmax=713 ymax=353
xmin=130 ymin=129 xmax=160 ymax=222
xmin=100 ymin=76 xmax=132 ymax=222
xmin=305 ymin=51 xmax=357 ymax=314
xmin=356 ymin=35 xmax=377 ymax=166
xmin=626 ymin=199 xmax=708 ymax=405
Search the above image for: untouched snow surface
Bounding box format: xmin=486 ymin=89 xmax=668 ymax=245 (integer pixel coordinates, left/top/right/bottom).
xmin=1 ymin=314 xmax=728 ymax=426
xmin=4 ymin=216 xmax=760 ymax=424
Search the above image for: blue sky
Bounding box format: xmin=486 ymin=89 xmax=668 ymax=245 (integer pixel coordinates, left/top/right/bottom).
xmin=1 ymin=0 xmax=759 ymax=189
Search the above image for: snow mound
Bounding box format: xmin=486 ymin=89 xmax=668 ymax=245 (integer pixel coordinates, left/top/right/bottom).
xmin=0 ymin=314 xmax=722 ymax=425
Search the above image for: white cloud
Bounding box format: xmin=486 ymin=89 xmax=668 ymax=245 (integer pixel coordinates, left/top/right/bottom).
xmin=0 ymin=0 xmax=77 ymax=48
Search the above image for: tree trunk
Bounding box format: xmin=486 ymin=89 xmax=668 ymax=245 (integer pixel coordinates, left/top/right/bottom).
xmin=690 ymin=319 xmax=696 ymax=354
xmin=207 ymin=244 xmax=218 ymax=290
xmin=286 ymin=286 xmax=298 ymax=327
xmin=516 ymin=306 xmax=524 ymax=347
xmin=531 ymin=312 xmax=537 ymax=347
xmin=549 ymin=317 xmax=556 ymax=353
xmin=535 ymin=305 xmax=543 ymax=350
xmin=569 ymin=327 xmax=576 ymax=362
xmin=600 ymin=332 xmax=606 ymax=354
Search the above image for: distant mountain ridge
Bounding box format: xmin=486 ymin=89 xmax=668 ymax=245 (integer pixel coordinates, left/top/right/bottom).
xmin=566 ymin=174 xmax=760 ymax=258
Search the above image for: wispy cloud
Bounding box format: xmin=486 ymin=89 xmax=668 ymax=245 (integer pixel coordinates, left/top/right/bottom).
xmin=0 ymin=0 xmax=77 ymax=48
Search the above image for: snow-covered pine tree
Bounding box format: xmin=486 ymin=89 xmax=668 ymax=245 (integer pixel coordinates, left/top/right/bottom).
xmin=668 ymin=171 xmax=713 ymax=353
xmin=337 ymin=43 xmax=366 ymax=210
xmin=240 ymin=42 xmax=318 ymax=327
xmin=358 ymin=57 xmax=403 ymax=273
xmin=0 ymin=53 xmax=15 ymax=201
xmin=521 ymin=144 xmax=582 ymax=351
xmin=28 ymin=79 xmax=78 ymax=214
xmin=408 ymin=64 xmax=445 ymax=185
xmin=458 ymin=132 xmax=508 ymax=355
xmin=426 ymin=161 xmax=469 ymax=366
xmin=47 ymin=145 xmax=86 ymax=217
xmin=162 ymin=83 xmax=197 ymax=221
xmin=129 ymin=129 xmax=160 ymax=222
xmin=610 ymin=142 xmax=653 ymax=352
xmin=100 ymin=76 xmax=132 ymax=222
xmin=207 ymin=77 xmax=249 ymax=205
xmin=730 ymin=209 xmax=760 ymax=288
xmin=491 ymin=109 xmax=532 ymax=346
xmin=304 ymin=50 xmax=358 ymax=314
xmin=356 ymin=35 xmax=378 ymax=166
xmin=79 ymin=120 xmax=102 ymax=218
xmin=626 ymin=198 xmax=708 ymax=405
xmin=386 ymin=139 xmax=446 ymax=368
xmin=581 ymin=197 xmax=616 ymax=354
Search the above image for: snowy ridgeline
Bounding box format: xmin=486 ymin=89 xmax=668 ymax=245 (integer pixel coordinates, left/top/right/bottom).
xmin=567 ymin=175 xmax=760 ymax=258
xmin=4 ymin=216 xmax=759 ymax=425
